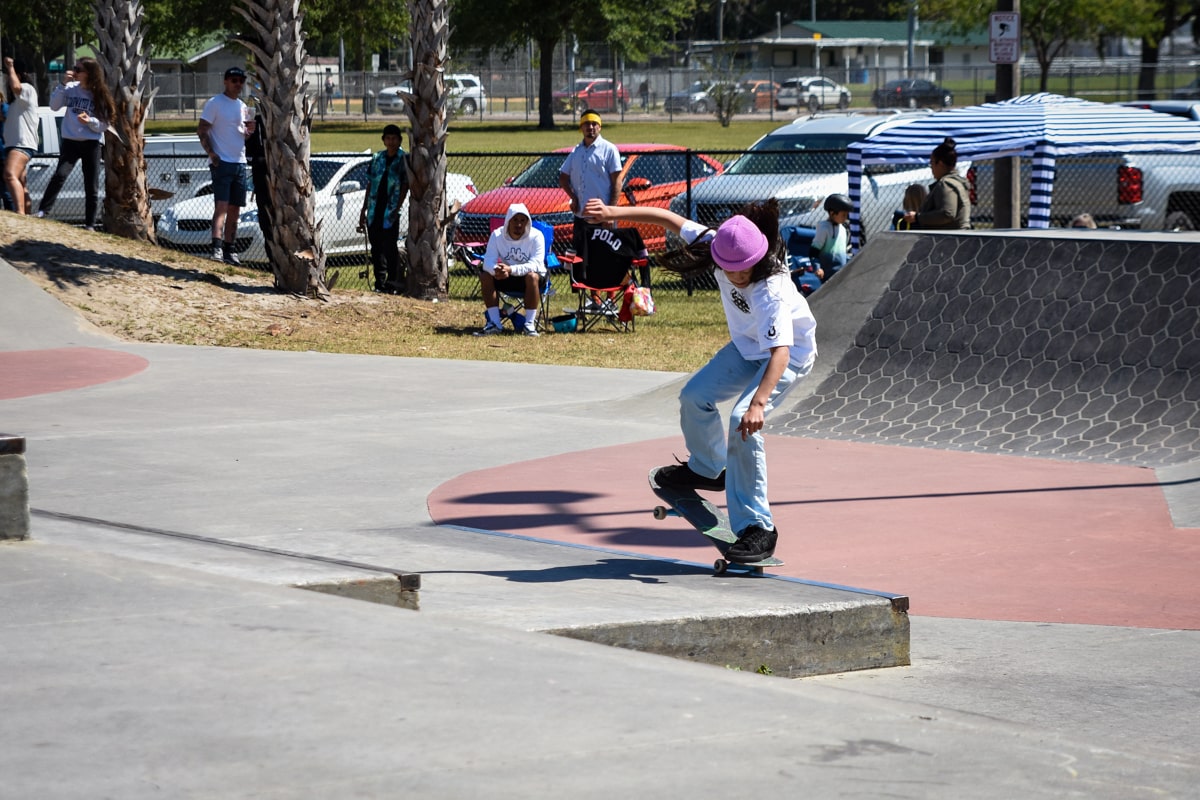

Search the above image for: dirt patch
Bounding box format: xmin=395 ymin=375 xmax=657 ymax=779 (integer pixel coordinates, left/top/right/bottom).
xmin=0 ymin=214 xmax=456 ymax=348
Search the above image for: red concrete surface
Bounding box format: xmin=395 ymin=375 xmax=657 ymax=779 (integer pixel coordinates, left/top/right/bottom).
xmin=429 ymin=436 xmax=1200 ymax=630
xmin=0 ymin=348 xmax=149 ymax=400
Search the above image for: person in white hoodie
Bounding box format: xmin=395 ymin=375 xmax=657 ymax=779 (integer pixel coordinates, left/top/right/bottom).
xmin=474 ymin=203 xmax=546 ymax=337
xmin=36 ymin=57 xmax=114 ymax=230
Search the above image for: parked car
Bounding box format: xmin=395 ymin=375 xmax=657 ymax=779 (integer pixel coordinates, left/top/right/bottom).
xmin=376 ymin=74 xmax=485 ymax=115
xmin=454 ymin=143 xmax=724 ymax=253
xmin=776 ymin=76 xmax=852 ymax=112
xmin=445 ymin=74 xmax=487 ymax=115
xmin=739 ymin=79 xmax=781 ymax=112
xmin=664 ymin=80 xmax=777 ymax=115
xmin=156 ymin=153 xmax=478 ymax=263
xmin=872 ymin=79 xmax=953 ymax=109
xmin=1117 ymin=99 xmax=1200 ymax=120
xmin=552 ymin=78 xmax=630 ymax=114
xmin=25 ymin=107 xmax=211 ymax=225
xmin=1171 ymin=77 xmax=1200 ymax=99
xmin=664 ymin=81 xmax=718 ymax=114
xmin=377 ymin=82 xmax=411 ymax=113
xmin=668 ymin=111 xmax=936 ymax=240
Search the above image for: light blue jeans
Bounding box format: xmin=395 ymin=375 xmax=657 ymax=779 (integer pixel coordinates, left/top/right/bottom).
xmin=678 ymin=342 xmax=811 ymax=534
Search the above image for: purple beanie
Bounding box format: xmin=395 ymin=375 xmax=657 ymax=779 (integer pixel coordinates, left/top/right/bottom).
xmin=711 ymin=215 xmax=768 ymax=272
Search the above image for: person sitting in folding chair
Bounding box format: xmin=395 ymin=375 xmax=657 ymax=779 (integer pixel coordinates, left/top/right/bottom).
xmin=474 ymin=203 xmax=546 ymax=337
xmin=570 ymin=224 xmax=647 ymax=333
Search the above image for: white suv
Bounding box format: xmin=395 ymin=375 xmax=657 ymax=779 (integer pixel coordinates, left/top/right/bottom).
xmin=776 ymin=77 xmax=852 ymax=112
xmin=376 ymin=73 xmax=485 ymax=116
xmin=445 ymin=74 xmax=486 ymax=116
xmin=669 ymin=111 xmax=933 ymax=240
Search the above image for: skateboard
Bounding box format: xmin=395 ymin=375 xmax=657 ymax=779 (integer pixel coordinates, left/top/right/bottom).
xmin=648 ymin=467 xmax=784 ymax=576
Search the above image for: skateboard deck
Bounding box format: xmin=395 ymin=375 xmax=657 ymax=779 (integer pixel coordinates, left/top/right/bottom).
xmin=648 ymin=467 xmax=784 ymax=575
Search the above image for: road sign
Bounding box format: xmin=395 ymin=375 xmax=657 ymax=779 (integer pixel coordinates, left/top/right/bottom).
xmin=989 ymin=12 xmax=1021 ymax=64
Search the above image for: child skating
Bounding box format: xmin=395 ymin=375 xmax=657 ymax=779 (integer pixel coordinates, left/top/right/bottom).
xmin=584 ymin=198 xmax=817 ymax=563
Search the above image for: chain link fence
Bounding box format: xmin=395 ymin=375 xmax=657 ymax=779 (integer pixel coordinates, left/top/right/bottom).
xmin=32 ymin=142 xmax=1199 ymax=298
xmin=145 ymin=59 xmax=1200 ymax=123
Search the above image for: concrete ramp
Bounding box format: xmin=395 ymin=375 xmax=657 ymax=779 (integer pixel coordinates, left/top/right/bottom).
xmin=771 ymin=231 xmax=1200 ymax=468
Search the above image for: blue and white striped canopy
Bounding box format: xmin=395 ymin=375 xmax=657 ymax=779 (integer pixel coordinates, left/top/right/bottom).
xmin=846 ymin=93 xmax=1200 ymax=243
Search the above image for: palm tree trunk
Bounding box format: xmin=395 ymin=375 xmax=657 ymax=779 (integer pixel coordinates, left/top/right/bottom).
xmin=405 ymin=0 xmax=450 ymax=300
xmin=93 ymin=0 xmax=156 ymax=242
xmin=238 ymin=0 xmax=329 ymax=298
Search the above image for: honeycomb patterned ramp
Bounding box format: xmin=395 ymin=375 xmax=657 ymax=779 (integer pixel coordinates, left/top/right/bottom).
xmin=771 ymin=232 xmax=1200 ymax=468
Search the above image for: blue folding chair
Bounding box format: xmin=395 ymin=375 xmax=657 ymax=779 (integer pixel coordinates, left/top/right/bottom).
xmin=781 ymin=225 xmax=822 ymax=296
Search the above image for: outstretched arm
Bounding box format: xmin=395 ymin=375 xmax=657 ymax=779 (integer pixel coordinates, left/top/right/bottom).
xmin=583 ymin=199 xmax=688 ymax=235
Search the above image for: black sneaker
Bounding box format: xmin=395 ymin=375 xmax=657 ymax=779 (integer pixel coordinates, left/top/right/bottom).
xmin=727 ymin=524 xmax=778 ymax=563
xmin=222 ymin=243 xmax=242 ymax=267
xmin=655 ymin=461 xmax=725 ymax=492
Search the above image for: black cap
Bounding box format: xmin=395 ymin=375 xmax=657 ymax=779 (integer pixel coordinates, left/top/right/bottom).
xmin=382 ymin=124 xmax=403 ymax=139
xmin=224 ymin=67 xmax=247 ymax=80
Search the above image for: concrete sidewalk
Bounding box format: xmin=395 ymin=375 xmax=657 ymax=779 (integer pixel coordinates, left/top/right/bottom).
xmin=2 ymin=254 xmax=1198 ymax=797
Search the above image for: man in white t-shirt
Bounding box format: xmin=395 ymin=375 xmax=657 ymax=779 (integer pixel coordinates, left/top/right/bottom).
xmin=198 ymin=67 xmax=255 ymax=265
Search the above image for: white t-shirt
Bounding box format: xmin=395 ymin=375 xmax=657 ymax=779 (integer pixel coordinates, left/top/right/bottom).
xmin=200 ymin=93 xmax=248 ymax=163
xmin=680 ymin=220 xmax=817 ymax=368
xmin=3 ymin=82 xmax=39 ymax=149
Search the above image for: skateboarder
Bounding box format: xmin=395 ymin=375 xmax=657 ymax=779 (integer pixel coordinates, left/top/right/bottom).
xmin=585 ymin=198 xmax=816 ymax=563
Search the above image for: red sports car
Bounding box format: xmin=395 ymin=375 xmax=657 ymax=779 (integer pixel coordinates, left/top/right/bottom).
xmin=455 ymin=143 xmax=724 ymax=253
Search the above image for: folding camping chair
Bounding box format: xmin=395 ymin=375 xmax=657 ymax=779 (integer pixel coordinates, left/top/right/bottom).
xmin=567 ymin=226 xmax=648 ymax=333
xmin=781 ymin=225 xmax=822 ymax=296
xmin=453 ymin=216 xmax=559 ymax=332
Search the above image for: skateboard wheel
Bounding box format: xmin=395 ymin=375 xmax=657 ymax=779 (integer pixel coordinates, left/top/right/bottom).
xmin=652 ymin=506 xmax=669 ymax=520
xmin=714 ymin=559 xmax=728 ymax=575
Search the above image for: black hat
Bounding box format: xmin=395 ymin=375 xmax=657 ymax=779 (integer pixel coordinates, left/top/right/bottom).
xmin=382 ymin=124 xmax=403 ymax=139
xmin=824 ymin=193 xmax=853 ymax=214
xmin=224 ymin=67 xmax=247 ymax=80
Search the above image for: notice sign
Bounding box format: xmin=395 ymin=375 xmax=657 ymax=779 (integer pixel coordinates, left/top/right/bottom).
xmin=990 ymin=12 xmax=1021 ymax=64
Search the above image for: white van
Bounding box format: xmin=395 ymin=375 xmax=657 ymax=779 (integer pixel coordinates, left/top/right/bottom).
xmin=24 ymin=107 xmax=210 ymax=225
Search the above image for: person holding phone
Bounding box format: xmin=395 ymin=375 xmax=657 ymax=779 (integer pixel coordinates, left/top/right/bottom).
xmin=197 ymin=67 xmax=255 ymax=265
xmin=35 ymin=58 xmax=114 ymax=230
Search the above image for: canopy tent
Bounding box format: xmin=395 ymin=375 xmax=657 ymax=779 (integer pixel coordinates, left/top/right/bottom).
xmin=846 ymin=93 xmax=1200 ymax=245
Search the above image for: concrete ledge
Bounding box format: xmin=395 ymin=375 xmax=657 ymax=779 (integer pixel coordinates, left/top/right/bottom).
xmin=298 ymin=577 xmax=421 ymax=611
xmin=0 ymin=434 xmax=30 ymax=541
xmin=545 ymin=596 xmax=910 ymax=678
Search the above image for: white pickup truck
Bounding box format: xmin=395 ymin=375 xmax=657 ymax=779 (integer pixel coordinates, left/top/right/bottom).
xmin=24 ymin=107 xmax=210 ymax=225
xmin=968 ymin=151 xmax=1200 ymax=231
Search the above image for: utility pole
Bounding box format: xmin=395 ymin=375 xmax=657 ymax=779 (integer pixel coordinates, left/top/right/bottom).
xmin=992 ymin=0 xmax=1021 ymax=229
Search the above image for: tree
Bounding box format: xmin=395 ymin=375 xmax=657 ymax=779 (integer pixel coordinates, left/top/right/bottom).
xmin=0 ymin=0 xmax=93 ymax=98
xmin=451 ymin=0 xmax=698 ymax=130
xmin=404 ymin=0 xmax=450 ymax=299
xmin=302 ymin=0 xmax=408 ymax=72
xmin=94 ymin=0 xmax=156 ymax=242
xmin=1132 ymin=0 xmax=1197 ymax=99
xmin=237 ymin=0 xmax=330 ymax=298
xmin=919 ymin=0 xmax=1147 ymax=91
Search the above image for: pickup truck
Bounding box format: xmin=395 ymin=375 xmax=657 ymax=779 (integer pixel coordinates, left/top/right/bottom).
xmin=968 ymin=152 xmax=1200 ymax=231
xmin=25 ymin=107 xmax=210 ymax=225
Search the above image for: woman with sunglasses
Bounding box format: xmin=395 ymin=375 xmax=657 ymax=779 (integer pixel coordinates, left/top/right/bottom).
xmin=35 ymin=57 xmax=115 ymax=230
